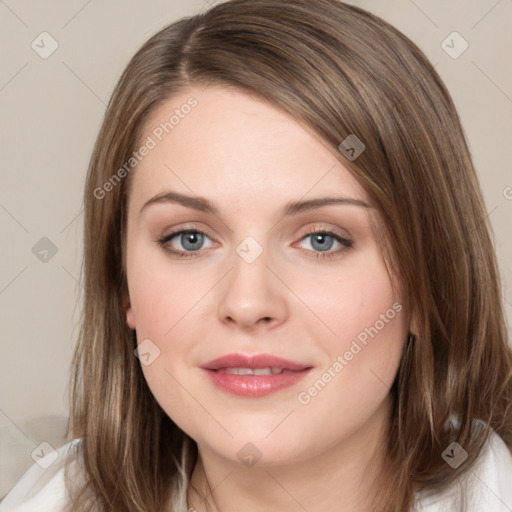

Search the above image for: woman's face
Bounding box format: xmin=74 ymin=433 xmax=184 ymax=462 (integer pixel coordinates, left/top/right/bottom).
xmin=124 ymin=85 xmax=408 ymax=467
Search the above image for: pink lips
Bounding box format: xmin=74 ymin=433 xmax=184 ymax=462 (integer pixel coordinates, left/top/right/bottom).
xmin=200 ymin=353 xmax=313 ymax=397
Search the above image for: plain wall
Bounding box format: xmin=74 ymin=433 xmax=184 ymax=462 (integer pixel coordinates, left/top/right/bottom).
xmin=0 ymin=0 xmax=511 ymax=428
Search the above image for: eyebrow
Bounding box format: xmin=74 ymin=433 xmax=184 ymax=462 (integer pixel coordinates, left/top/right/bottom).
xmin=139 ymin=190 xmax=371 ymax=217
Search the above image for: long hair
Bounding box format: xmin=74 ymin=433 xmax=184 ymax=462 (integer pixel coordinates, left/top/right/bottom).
xmin=66 ymin=0 xmax=512 ymax=510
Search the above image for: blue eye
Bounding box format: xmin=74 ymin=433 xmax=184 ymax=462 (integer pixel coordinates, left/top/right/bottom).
xmin=298 ymin=229 xmax=353 ymax=259
xmin=158 ymin=230 xmax=213 ymax=257
xmin=157 ymin=228 xmax=353 ymax=260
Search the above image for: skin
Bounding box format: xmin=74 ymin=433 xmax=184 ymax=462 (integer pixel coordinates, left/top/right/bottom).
xmin=124 ymin=85 xmax=410 ymax=512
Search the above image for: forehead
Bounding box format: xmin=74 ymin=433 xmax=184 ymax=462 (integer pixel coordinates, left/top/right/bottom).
xmin=129 ymin=85 xmax=369 ymax=214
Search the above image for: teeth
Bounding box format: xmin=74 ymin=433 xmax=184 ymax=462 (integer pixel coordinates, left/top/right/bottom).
xmin=218 ymin=367 xmax=284 ymax=375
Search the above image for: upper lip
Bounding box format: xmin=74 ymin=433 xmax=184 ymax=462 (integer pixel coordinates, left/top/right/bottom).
xmin=201 ymin=353 xmax=312 ymax=371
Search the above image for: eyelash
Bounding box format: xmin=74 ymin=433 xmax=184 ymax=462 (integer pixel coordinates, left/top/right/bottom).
xmin=157 ymin=227 xmax=354 ymax=259
xmin=157 ymin=226 xmax=354 ymax=260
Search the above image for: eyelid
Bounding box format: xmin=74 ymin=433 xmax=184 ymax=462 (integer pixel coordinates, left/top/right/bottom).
xmin=158 ymin=224 xmax=218 ymax=251
xmin=157 ymin=223 xmax=354 ymax=259
xmin=159 ymin=222 xmax=216 ymax=240
xmin=158 ymin=222 xmax=350 ymax=242
xmin=293 ymin=225 xmax=354 ymax=258
xmin=297 ymin=223 xmax=352 ymax=241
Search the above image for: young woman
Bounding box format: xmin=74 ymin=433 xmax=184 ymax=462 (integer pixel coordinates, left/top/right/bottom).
xmin=2 ymin=0 xmax=511 ymax=511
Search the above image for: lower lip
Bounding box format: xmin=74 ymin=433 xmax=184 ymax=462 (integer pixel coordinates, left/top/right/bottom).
xmin=202 ymin=368 xmax=312 ymax=397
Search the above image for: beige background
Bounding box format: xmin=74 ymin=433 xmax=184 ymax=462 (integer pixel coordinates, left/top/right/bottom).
xmin=0 ymin=0 xmax=511 ymax=490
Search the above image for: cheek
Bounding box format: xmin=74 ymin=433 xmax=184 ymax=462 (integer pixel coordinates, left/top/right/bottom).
xmin=292 ymin=252 xmax=406 ymax=437
xmin=128 ymin=270 xmax=204 ymax=437
xmin=293 ymin=244 xmax=404 ymax=349
xmin=126 ymin=250 xmax=215 ymax=436
xmin=127 ymin=247 xmax=208 ymax=340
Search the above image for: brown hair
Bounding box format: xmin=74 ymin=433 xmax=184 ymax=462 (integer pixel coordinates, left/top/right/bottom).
xmin=66 ymin=0 xmax=512 ymax=510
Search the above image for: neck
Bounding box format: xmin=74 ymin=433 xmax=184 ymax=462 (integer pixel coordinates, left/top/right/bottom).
xmin=187 ymin=396 xmax=392 ymax=512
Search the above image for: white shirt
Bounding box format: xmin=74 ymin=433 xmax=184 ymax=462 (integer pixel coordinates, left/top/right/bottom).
xmin=412 ymin=428 xmax=512 ymax=511
xmin=1 ymin=430 xmax=511 ymax=511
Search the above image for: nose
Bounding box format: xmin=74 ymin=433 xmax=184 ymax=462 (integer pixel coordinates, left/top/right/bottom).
xmin=217 ymin=247 xmax=288 ymax=332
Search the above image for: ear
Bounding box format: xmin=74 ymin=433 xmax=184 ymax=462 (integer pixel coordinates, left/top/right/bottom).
xmin=408 ymin=309 xmax=419 ymax=338
xmin=122 ymin=292 xmax=136 ymax=330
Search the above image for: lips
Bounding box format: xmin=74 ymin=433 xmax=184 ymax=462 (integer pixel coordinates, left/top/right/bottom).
xmin=200 ymin=353 xmax=313 ymax=398
xmin=201 ymin=353 xmax=311 ymax=372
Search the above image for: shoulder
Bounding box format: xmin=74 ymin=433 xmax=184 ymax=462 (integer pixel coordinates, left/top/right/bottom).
xmin=0 ymin=438 xmax=83 ymax=512
xmin=413 ymin=426 xmax=512 ymax=511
